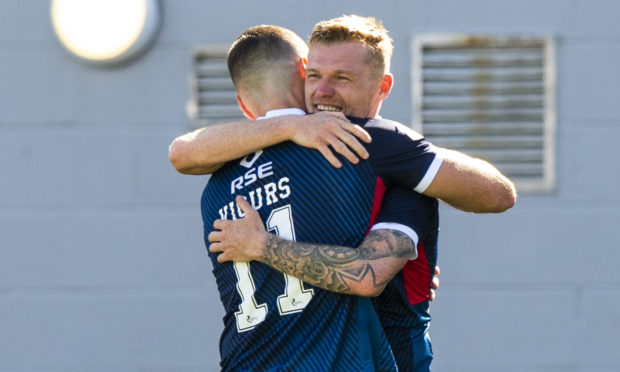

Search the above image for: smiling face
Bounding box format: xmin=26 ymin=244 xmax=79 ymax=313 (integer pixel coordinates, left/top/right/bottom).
xmin=304 ymin=41 xmax=391 ymax=118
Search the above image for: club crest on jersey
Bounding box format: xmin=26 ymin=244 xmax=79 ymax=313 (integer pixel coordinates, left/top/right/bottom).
xmin=240 ymin=150 xmax=263 ymax=168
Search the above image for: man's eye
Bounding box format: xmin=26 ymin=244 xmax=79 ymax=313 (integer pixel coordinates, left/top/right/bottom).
xmin=307 ymin=73 xmax=319 ymax=79
xmin=336 ymin=76 xmax=350 ymax=81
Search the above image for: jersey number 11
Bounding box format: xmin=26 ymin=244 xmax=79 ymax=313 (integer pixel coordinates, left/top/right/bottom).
xmin=233 ymin=205 xmax=314 ymax=332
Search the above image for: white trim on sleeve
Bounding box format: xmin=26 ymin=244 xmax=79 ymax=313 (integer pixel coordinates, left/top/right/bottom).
xmin=370 ymin=222 xmax=419 ymax=260
xmin=414 ymin=155 xmax=444 ymax=193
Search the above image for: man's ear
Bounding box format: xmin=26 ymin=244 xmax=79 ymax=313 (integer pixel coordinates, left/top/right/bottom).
xmin=297 ymin=57 xmax=307 ymax=79
xmin=236 ymin=94 xmax=256 ymax=120
xmin=379 ymin=73 xmax=393 ymax=99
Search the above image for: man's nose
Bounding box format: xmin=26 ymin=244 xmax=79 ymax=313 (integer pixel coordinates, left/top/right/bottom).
xmin=315 ymin=78 xmax=334 ymax=96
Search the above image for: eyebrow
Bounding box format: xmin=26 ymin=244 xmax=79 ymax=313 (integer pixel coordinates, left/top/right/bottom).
xmin=306 ymin=67 xmax=355 ymax=76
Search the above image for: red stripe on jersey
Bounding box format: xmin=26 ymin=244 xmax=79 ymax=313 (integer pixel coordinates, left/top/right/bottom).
xmin=402 ymin=241 xmax=431 ymax=305
xmin=366 ymin=177 xmax=386 ymax=235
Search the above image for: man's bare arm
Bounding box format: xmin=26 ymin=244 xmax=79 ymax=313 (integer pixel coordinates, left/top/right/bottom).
xmin=168 ymin=112 xmax=371 ymax=175
xmin=259 ymin=229 xmax=413 ymax=297
xmin=425 ymin=148 xmax=517 ymax=213
xmin=208 ymin=196 xmax=415 ymax=297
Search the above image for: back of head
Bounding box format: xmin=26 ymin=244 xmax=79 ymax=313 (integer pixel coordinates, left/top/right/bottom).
xmin=309 ymin=15 xmax=393 ymax=78
xmin=227 ymin=25 xmax=308 ymax=95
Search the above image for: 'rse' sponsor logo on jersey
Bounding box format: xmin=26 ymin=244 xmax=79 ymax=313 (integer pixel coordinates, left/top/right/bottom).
xmin=230 ymin=161 xmax=274 ymax=194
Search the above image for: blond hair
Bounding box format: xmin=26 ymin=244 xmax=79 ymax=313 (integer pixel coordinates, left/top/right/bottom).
xmin=309 ymin=15 xmax=393 ymax=77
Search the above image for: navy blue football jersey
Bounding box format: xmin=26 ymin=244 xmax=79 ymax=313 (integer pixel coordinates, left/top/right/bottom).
xmin=202 ymin=142 xmax=397 ymax=371
xmin=350 ymin=117 xmax=441 ymax=371
xmin=201 ymin=113 xmax=441 ymax=371
xmin=372 ymin=186 xmax=439 ymax=371
xmin=354 ymin=117 xmax=442 ymax=193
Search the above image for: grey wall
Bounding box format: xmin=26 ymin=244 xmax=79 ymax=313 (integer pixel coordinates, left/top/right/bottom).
xmin=1 ymin=1 xmax=618 ymax=371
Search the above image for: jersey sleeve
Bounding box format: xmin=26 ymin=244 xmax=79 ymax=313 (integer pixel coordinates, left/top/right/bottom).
xmin=352 ymin=117 xmax=443 ymax=192
xmin=370 ymin=186 xmax=439 ymax=259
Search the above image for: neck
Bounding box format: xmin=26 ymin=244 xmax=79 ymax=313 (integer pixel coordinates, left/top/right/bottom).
xmin=253 ymin=92 xmax=305 ymax=117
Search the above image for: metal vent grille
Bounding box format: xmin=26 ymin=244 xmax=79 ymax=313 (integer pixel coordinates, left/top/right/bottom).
xmin=186 ymin=45 xmax=245 ymax=128
xmin=412 ymin=35 xmax=555 ymax=192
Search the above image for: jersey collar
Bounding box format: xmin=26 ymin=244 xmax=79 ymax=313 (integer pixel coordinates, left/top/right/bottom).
xmin=257 ymin=108 xmax=306 ymax=120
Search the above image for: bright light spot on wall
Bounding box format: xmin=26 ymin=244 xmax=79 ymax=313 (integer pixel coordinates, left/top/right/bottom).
xmin=51 ymin=0 xmax=161 ymax=65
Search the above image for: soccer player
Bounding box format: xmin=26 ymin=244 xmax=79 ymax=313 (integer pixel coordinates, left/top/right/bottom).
xmin=169 ymin=32 xmax=515 ymax=214
xmin=172 ymin=16 xmax=516 ymax=372
xmin=200 ymin=25 xmax=440 ymax=371
xmin=209 ymin=17 xmax=442 ymax=368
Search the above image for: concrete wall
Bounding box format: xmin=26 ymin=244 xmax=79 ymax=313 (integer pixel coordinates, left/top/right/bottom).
xmin=1 ymin=1 xmax=618 ymax=371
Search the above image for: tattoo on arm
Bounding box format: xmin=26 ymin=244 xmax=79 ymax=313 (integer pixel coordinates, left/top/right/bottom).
xmin=261 ymin=229 xmax=415 ymax=294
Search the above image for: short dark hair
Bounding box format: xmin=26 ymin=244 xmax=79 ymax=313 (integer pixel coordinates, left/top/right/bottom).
xmin=227 ymin=25 xmax=307 ymax=89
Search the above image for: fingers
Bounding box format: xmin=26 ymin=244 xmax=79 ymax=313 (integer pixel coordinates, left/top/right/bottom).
xmin=209 ymin=238 xmax=234 ymax=263
xmin=326 ymin=122 xmax=370 ymax=159
xmin=212 ymin=219 xmax=231 ymax=231
xmin=321 ymin=115 xmax=370 ymax=144
xmin=209 ymin=197 xmax=261 ymax=264
xmin=294 ymin=113 xmax=372 ymax=166
xmin=209 ymin=241 xmax=222 ymax=253
xmin=329 ymin=123 xmax=370 ymax=163
xmin=235 ymin=195 xmax=256 ymax=216
xmin=431 ymin=265 xmax=440 ymax=290
xmin=217 ymin=254 xmax=231 ymax=263
xmin=429 ymin=265 xmax=440 ymax=302
xmin=209 ymin=229 xmax=235 ymax=263
xmin=318 ymin=129 xmax=369 ymax=168
xmin=317 ymin=144 xmax=343 ymax=168
xmin=208 ymin=230 xmax=222 ymax=244
xmin=327 ymin=136 xmax=360 ymax=165
xmin=211 ymin=244 xmax=231 ymax=263
xmin=346 ymin=123 xmax=372 ymax=144
xmin=315 ymin=111 xmax=348 ymax=121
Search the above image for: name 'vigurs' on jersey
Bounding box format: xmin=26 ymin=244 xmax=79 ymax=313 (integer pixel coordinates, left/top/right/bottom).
xmin=201 ymin=113 xmax=439 ymax=371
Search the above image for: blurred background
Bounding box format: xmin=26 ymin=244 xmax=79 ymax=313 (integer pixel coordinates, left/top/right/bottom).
xmin=1 ymin=0 xmax=619 ymax=371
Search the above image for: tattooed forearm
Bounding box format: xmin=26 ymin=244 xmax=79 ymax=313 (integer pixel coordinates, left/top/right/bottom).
xmin=361 ymin=230 xmax=417 ymax=260
xmin=260 ymin=229 xmax=416 ymax=296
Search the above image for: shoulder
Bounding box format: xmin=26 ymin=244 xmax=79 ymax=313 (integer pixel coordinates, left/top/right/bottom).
xmin=347 ymin=116 xmax=424 ymax=141
xmin=368 ymin=118 xmax=425 ymax=142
